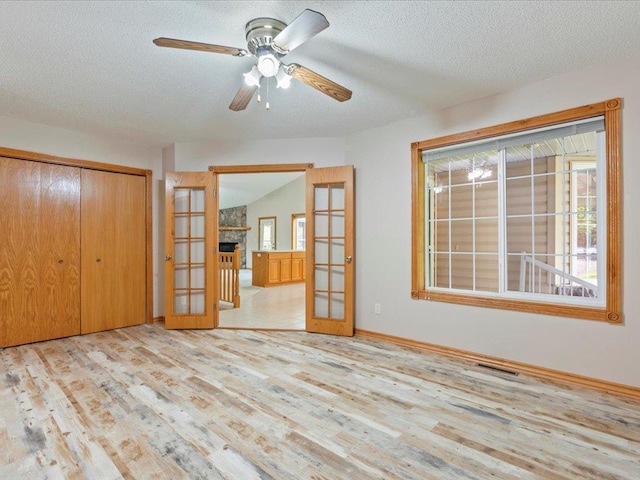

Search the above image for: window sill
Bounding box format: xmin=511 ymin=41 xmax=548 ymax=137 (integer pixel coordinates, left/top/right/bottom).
xmin=412 ymin=289 xmax=621 ymax=323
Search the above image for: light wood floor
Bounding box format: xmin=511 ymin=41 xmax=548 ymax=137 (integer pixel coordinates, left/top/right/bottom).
xmin=219 ymin=269 xmax=305 ymax=330
xmin=1 ymin=324 xmax=639 ymax=479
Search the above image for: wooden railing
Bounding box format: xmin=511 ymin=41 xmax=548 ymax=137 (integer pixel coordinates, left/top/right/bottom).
xmin=219 ymin=245 xmax=241 ymax=308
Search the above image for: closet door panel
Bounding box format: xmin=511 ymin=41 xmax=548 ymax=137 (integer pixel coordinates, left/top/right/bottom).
xmin=81 ymin=170 xmax=146 ymax=334
xmin=0 ymin=157 xmax=81 ymax=347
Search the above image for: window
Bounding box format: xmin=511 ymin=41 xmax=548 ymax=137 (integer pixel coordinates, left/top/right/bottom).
xmin=570 ymin=161 xmax=597 ymax=281
xmin=411 ymin=99 xmax=622 ymax=322
xmin=292 ymin=213 xmax=306 ymax=251
xmin=258 ymin=216 xmax=276 ymax=250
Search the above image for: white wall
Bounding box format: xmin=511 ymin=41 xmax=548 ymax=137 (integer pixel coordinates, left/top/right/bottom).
xmin=0 ymin=116 xmax=160 ymax=171
xmin=346 ymin=59 xmax=640 ymax=388
xmin=245 ymin=176 xmax=305 ymax=267
xmin=0 ymin=116 xmax=164 ymax=317
xmin=174 ymin=136 xmax=345 ymax=172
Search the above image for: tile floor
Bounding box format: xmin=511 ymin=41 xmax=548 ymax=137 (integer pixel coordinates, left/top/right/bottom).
xmin=218 ymin=269 xmax=305 ymax=330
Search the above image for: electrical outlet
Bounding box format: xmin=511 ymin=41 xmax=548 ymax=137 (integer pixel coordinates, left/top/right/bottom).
xmin=374 ymin=303 xmax=381 ymax=315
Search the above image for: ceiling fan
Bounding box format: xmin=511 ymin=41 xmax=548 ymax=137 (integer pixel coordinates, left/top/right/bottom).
xmin=153 ymin=9 xmax=352 ymax=111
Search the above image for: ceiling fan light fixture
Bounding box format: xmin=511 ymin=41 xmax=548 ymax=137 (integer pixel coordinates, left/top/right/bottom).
xmin=275 ymin=68 xmax=292 ymax=89
xmin=243 ymin=65 xmax=261 ymax=87
xmin=154 ymin=9 xmax=352 ymax=112
xmin=257 ymin=53 xmax=280 ymax=77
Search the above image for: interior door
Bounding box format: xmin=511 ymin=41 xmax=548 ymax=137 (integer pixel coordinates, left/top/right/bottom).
xmin=165 ymin=171 xmax=218 ymax=329
xmin=81 ymin=170 xmax=146 ymax=334
xmin=306 ymin=166 xmax=355 ymax=336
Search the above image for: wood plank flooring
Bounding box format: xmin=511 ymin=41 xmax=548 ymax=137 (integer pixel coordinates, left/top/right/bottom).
xmin=1 ymin=324 xmax=639 ymax=479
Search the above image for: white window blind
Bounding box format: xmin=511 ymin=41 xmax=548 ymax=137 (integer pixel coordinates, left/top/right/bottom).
xmin=423 ymin=117 xmax=604 ymax=163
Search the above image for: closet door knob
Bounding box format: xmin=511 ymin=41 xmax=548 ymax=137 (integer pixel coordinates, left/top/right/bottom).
xmin=58 ymin=259 xmax=64 ymax=264
xmin=96 ymin=258 xmax=102 ymax=263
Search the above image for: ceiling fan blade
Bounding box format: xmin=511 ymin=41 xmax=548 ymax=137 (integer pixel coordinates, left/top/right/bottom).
xmin=153 ymin=38 xmax=249 ymax=57
xmin=272 ymin=9 xmax=329 ymax=53
xmin=289 ymin=65 xmax=352 ymax=102
xmin=229 ymin=83 xmax=259 ymax=111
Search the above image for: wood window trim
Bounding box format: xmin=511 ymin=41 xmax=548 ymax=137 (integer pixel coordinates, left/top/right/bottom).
xmin=0 ymin=145 xmax=154 ymax=325
xmin=291 ymin=212 xmax=305 ymax=251
xmin=411 ymin=98 xmax=622 ymax=323
xmin=258 ymin=216 xmax=277 ymax=250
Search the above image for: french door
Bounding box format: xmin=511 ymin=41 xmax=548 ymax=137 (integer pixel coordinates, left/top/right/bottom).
xmin=305 ymin=166 xmax=355 ymax=336
xmin=164 ymin=171 xmax=218 ymax=329
xmin=164 ymin=165 xmax=354 ymax=335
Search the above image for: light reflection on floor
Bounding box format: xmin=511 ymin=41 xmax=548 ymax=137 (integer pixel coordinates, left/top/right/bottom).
xmin=218 ymin=269 xmax=305 ymax=330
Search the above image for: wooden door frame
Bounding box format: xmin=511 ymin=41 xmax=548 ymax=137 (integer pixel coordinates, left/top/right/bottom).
xmin=210 ymin=163 xmax=314 ymax=330
xmin=0 ymin=146 xmax=154 ymax=324
xmin=209 ymin=163 xmax=314 ymax=175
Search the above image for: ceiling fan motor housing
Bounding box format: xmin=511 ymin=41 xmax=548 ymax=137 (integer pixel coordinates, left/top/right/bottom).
xmin=245 ymin=17 xmax=287 ymax=55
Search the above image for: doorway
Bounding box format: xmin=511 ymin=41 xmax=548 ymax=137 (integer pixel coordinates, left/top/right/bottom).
xmin=164 ymin=163 xmax=355 ymax=336
xmin=216 ymin=167 xmax=307 ymax=330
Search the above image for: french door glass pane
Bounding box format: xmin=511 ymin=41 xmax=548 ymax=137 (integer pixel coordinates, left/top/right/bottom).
xmin=175 ymin=189 xmax=189 ymax=213
xmin=314 ymin=293 xmax=329 ymax=318
xmin=174 ymin=266 xmax=188 ymax=289
xmin=173 ymin=187 xmax=207 ymax=315
xmin=313 ymin=183 xmax=346 ymax=320
xmin=174 ymin=291 xmax=188 ymax=314
xmin=315 ymin=213 xmax=329 ymax=237
xmin=175 ymin=240 xmax=188 ymax=263
xmin=330 ymin=212 xmax=345 ymax=237
xmin=191 ymin=214 xmax=205 ymax=236
xmin=330 ymin=294 xmax=345 ymax=319
xmin=314 ymin=240 xmax=329 ymax=264
xmin=330 ymin=239 xmax=345 ymax=265
xmin=330 ymin=267 xmax=345 ymax=292
xmin=315 ymin=266 xmax=329 ymax=291
xmin=191 ymin=239 xmax=205 ymax=263
xmin=315 ymin=186 xmax=329 ymax=210
xmin=191 ymin=189 xmax=205 ymax=212
xmin=190 ymin=265 xmax=205 ymax=289
xmin=174 ymin=215 xmax=189 ymax=237
xmin=190 ymin=291 xmax=205 ymax=314
xmin=330 ymin=185 xmax=345 ymax=210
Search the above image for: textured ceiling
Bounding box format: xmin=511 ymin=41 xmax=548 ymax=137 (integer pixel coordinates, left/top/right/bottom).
xmin=1 ymin=1 xmax=640 ymax=147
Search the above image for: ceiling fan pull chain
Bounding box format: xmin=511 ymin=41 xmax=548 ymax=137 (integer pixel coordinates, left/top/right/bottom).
xmin=266 ymin=77 xmax=270 ymax=110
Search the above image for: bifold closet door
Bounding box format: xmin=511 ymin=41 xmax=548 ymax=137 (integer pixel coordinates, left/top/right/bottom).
xmin=0 ymin=157 xmax=81 ymax=348
xmin=81 ymin=169 xmax=146 ymax=334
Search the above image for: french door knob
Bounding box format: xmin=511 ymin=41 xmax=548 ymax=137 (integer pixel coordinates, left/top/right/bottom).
xmin=346 ymin=255 xmax=353 ymax=263
xmin=165 ymin=254 xmax=172 ymax=261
